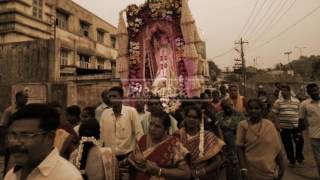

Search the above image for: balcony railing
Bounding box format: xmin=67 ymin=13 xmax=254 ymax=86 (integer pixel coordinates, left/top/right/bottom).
xmin=80 ymin=61 xmax=89 ymax=69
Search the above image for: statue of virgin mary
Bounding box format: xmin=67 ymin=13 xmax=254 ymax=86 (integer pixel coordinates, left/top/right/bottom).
xmin=150 ymin=32 xmax=179 ymax=96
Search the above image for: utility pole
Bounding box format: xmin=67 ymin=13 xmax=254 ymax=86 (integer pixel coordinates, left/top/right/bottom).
xmin=235 ymin=38 xmax=248 ymax=96
xmin=284 ymin=51 xmax=293 ymax=75
xmin=284 ymin=51 xmax=292 ymax=66
xmin=295 ymin=46 xmax=307 ymax=58
xmin=233 ymin=58 xmax=242 ymax=80
xmin=253 ymin=56 xmax=259 ymax=69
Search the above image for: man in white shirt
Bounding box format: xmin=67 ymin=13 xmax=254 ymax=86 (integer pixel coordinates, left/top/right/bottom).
xmin=4 ymin=103 xmax=82 ymax=180
xmin=100 ymin=87 xmax=143 ymax=179
xmin=299 ymin=83 xmax=320 ymax=176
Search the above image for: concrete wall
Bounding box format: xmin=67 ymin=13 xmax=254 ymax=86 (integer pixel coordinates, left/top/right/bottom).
xmin=0 ymin=39 xmax=57 ymax=110
xmin=77 ymin=80 xmax=121 ymax=108
xmin=8 ymin=80 xmax=121 ymax=111
xmin=12 ymin=83 xmax=48 ymax=104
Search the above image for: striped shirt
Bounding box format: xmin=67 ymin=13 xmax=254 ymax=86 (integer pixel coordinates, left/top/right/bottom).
xmin=272 ymin=97 xmax=300 ymax=129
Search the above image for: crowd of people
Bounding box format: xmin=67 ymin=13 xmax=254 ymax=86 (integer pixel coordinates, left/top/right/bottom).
xmin=0 ymin=83 xmax=320 ymax=180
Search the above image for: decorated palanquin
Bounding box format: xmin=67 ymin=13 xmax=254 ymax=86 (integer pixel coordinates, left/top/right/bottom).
xmin=116 ymin=0 xmax=209 ymax=98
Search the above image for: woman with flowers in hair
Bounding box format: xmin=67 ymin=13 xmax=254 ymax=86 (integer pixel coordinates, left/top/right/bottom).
xmin=69 ymin=120 xmax=118 ymax=180
xmin=175 ymin=105 xmax=225 ymax=179
xmin=129 ymin=109 xmax=190 ymax=180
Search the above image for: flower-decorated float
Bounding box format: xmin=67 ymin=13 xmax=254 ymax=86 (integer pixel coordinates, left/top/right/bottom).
xmin=116 ymin=0 xmax=209 ymax=98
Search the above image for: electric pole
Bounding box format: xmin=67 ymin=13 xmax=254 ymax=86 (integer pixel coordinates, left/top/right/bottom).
xmin=235 ymin=38 xmax=248 ymax=96
xmin=284 ymin=51 xmax=292 ymax=68
xmin=253 ymin=56 xmax=259 ymax=69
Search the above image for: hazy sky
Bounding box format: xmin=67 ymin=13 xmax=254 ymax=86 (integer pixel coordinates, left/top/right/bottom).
xmin=73 ymin=0 xmax=320 ymax=69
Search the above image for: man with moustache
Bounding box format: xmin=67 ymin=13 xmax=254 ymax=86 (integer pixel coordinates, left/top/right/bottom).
xmin=299 ymin=83 xmax=320 ymax=176
xmin=100 ymin=86 xmax=143 ymax=180
xmin=4 ymin=103 xmax=82 ymax=180
xmin=273 ymin=85 xmax=303 ymax=167
xmin=1 ymin=90 xmax=29 ymax=175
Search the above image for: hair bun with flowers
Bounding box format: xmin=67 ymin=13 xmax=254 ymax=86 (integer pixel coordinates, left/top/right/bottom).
xmin=75 ymin=136 xmax=101 ymax=170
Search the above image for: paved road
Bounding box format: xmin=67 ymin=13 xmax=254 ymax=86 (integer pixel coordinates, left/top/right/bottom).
xmin=283 ymin=133 xmax=319 ymax=180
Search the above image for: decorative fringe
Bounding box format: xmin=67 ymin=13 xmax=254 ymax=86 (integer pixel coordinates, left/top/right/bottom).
xmin=187 ymin=75 xmax=201 ymax=90
xmin=183 ymin=58 xmax=198 ymax=76
xmin=116 ymin=10 xmax=129 ymax=75
xmin=181 ymin=0 xmax=194 ymax=24
xmin=199 ymin=111 xmax=205 ymax=158
xmin=203 ymin=60 xmax=210 ymax=77
xmin=180 ymin=0 xmax=198 ymax=59
xmin=117 ymin=56 xmax=129 ymax=73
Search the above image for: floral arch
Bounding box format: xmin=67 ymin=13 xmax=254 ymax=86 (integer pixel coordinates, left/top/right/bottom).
xmin=116 ymin=0 xmax=209 ymax=98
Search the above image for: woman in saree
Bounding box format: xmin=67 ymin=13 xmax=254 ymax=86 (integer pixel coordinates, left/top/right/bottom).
xmin=236 ymin=99 xmax=284 ymax=180
xmin=129 ymin=109 xmax=191 ymax=180
xmin=70 ymin=120 xmax=118 ymax=180
xmin=175 ymin=105 xmax=225 ymax=179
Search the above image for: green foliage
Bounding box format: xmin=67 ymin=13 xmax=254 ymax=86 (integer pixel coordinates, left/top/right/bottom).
xmin=287 ymin=55 xmax=320 ymax=80
xmin=207 ymin=60 xmax=221 ymax=81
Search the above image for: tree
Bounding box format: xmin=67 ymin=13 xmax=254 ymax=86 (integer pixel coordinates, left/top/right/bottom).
xmin=207 ymin=60 xmax=221 ymax=81
xmin=274 ymin=63 xmax=283 ymax=70
xmin=311 ymin=59 xmax=320 ymax=80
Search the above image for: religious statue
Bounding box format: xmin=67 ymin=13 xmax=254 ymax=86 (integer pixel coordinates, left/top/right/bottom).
xmin=150 ymin=32 xmax=179 ymax=96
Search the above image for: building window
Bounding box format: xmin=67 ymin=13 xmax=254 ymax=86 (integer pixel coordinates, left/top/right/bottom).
xmin=60 ymin=50 xmax=68 ymax=66
xmin=56 ymin=11 xmax=68 ymax=30
xmin=80 ymin=21 xmax=90 ymax=37
xmin=79 ymin=54 xmax=90 ymax=69
xmin=32 ymin=0 xmax=43 ymax=19
xmin=97 ymin=30 xmax=104 ymax=44
xmin=97 ymin=57 xmax=105 ymax=70
xmin=110 ymin=35 xmax=116 ymax=48
xmin=111 ymin=61 xmax=116 ymax=75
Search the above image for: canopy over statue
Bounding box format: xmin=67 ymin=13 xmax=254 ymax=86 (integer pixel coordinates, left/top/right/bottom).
xmin=116 ymin=0 xmax=209 ymax=98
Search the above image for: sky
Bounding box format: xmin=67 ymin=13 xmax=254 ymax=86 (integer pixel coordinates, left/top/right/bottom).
xmin=73 ymin=0 xmax=320 ymax=70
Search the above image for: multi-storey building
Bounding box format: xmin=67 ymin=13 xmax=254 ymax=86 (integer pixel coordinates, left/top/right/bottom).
xmin=0 ymin=0 xmax=120 ymax=109
xmin=0 ymin=0 xmax=118 ymax=77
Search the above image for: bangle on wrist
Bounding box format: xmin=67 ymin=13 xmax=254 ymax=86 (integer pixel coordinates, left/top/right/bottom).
xmin=158 ymin=168 xmax=162 ymax=177
xmin=201 ymin=168 xmax=206 ymax=176
xmin=194 ymin=169 xmax=199 ymax=177
xmin=240 ymin=168 xmax=248 ymax=172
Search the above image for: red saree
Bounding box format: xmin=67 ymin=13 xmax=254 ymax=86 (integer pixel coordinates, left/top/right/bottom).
xmin=131 ymin=134 xmax=189 ymax=180
xmin=175 ymin=129 xmax=225 ymax=180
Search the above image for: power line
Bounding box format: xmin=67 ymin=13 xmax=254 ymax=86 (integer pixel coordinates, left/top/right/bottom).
xmin=249 ymin=4 xmax=320 ymax=51
xmin=246 ymin=0 xmax=278 ymax=39
xmin=242 ymin=0 xmax=268 ymax=38
xmin=252 ymin=0 xmax=296 ymax=43
xmin=248 ymin=0 xmax=285 ymax=40
xmin=237 ymin=0 xmax=259 ymax=38
xmin=210 ymin=46 xmax=238 ymax=60
xmin=249 ymin=0 xmax=288 ymax=41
